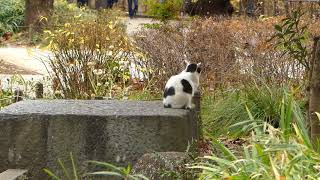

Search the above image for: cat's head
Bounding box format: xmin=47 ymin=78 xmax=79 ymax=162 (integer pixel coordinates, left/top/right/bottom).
xmin=184 ymin=60 xmax=201 ymax=74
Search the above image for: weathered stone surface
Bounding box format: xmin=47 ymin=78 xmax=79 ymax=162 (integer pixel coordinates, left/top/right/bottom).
xmin=0 ymin=169 xmax=28 ymax=180
xmin=132 ymin=152 xmax=191 ymax=180
xmin=0 ymin=100 xmax=199 ymax=179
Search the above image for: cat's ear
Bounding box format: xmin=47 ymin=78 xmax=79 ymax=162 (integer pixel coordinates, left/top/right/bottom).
xmin=197 ymin=63 xmax=202 ymax=73
xmin=184 ymin=60 xmax=190 ymax=65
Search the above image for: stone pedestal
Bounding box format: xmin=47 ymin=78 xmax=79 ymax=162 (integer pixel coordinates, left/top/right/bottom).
xmin=0 ymin=100 xmax=199 ymax=179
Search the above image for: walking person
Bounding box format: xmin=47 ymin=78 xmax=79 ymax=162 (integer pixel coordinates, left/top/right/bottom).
xmin=106 ymin=0 xmax=114 ymax=8
xmin=77 ymin=0 xmax=88 ymax=7
xmin=128 ymin=0 xmax=138 ymax=18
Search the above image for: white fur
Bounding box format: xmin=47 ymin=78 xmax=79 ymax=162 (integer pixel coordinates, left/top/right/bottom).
xmin=163 ymin=62 xmax=200 ymax=109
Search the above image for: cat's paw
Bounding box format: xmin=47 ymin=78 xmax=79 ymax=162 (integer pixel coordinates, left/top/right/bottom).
xmin=186 ymin=103 xmax=195 ymax=110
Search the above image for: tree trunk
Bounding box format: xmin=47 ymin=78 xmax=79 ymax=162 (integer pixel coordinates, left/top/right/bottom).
xmin=88 ymin=0 xmax=96 ymax=8
xmin=309 ymin=37 xmax=320 ymax=146
xmin=25 ymin=0 xmax=54 ymax=28
xmin=284 ymin=0 xmax=289 ymax=16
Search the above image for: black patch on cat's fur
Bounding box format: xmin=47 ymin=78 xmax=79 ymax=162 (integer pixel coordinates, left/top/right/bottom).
xmin=163 ymin=87 xmax=175 ymax=98
xmin=181 ymin=105 xmax=187 ymax=109
xmin=186 ymin=64 xmax=198 ymax=73
xmin=164 ymin=104 xmax=172 ymax=108
xmin=181 ymin=79 xmax=192 ymax=94
xmin=197 ymin=67 xmax=201 ymax=73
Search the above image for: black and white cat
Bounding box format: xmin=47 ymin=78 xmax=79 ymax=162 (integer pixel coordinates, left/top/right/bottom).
xmin=163 ymin=60 xmax=201 ymax=109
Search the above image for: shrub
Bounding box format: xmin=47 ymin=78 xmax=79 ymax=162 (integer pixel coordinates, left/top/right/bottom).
xmin=0 ymin=89 xmax=12 ymax=109
xmin=134 ymin=16 xmax=320 ymax=92
xmin=144 ymin=0 xmax=183 ymax=21
xmin=50 ymin=0 xmax=96 ymax=27
xmin=271 ymin=10 xmax=311 ymax=75
xmin=0 ymin=0 xmax=24 ymax=36
xmin=44 ymin=10 xmax=141 ymax=99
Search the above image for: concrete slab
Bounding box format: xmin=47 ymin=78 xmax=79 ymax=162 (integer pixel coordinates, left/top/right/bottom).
xmin=0 ymin=100 xmax=199 ymax=179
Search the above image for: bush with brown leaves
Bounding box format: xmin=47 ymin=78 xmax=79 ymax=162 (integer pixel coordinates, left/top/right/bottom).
xmin=134 ymin=16 xmax=320 ymax=91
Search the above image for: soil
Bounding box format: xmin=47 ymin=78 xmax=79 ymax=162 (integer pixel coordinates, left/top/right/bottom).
xmin=197 ymin=137 xmax=248 ymax=157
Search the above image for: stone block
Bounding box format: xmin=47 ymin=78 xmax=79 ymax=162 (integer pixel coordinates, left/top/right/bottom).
xmin=0 ymin=100 xmax=199 ymax=179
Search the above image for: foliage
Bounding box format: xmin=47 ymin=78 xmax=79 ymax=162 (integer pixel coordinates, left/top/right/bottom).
xmin=44 ymin=152 xmax=80 ymax=180
xmin=135 ymin=17 xmax=315 ymax=91
xmin=0 ymin=74 xmax=43 ymax=109
xmin=144 ymin=0 xmax=183 ymax=22
xmin=87 ymin=161 xmax=149 ymax=180
xmin=50 ymin=0 xmax=96 ymax=27
xmin=202 ymin=83 xmax=305 ymax=137
xmin=44 ymin=10 xmax=142 ymax=99
xmin=128 ymin=89 xmax=161 ymax=100
xmin=271 ymin=10 xmax=310 ymax=71
xmin=44 ymin=154 xmax=148 ymax=180
xmin=0 ymin=89 xmax=12 ymax=109
xmin=0 ymin=0 xmax=24 ymax=36
xmin=202 ymin=89 xmax=248 ymax=137
xmin=191 ymin=91 xmax=320 ymax=179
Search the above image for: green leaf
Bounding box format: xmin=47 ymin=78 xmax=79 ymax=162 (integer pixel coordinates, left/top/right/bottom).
xmin=87 ymin=171 xmax=124 ymax=177
xmin=255 ymin=144 xmax=269 ymax=166
xmin=212 ymin=139 xmax=238 ymax=161
xmin=274 ymin=25 xmax=282 ymax=32
xmin=86 ymin=160 xmax=121 ymax=172
xmin=58 ymin=159 xmax=71 ymax=180
xmin=43 ymin=168 xmax=61 ymax=180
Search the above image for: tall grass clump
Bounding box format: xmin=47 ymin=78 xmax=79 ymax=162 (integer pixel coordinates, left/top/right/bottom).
xmin=202 ymin=83 xmax=305 ymax=137
xmin=86 ymin=161 xmax=149 ymax=180
xmin=0 ymin=0 xmax=24 ymax=36
xmin=191 ymin=91 xmax=320 ymax=179
xmin=44 ymin=154 xmax=149 ymax=180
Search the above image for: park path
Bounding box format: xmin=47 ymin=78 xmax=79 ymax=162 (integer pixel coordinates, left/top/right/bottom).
xmin=0 ymin=17 xmax=157 ymax=90
xmin=0 ymin=17 xmax=157 ymax=75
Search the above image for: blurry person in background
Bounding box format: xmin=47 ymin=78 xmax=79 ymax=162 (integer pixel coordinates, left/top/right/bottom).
xmin=107 ymin=0 xmax=116 ymax=8
xmin=128 ymin=0 xmax=138 ymax=18
xmin=77 ymin=0 xmax=88 ymax=6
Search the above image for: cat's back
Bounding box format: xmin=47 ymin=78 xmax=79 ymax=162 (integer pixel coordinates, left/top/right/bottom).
xmin=165 ymin=74 xmax=180 ymax=87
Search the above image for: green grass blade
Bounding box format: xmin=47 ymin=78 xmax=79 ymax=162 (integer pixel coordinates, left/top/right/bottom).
xmin=43 ymin=168 xmax=61 ymax=180
xmin=188 ymin=165 xmax=220 ymax=173
xmin=86 ymin=160 xmax=122 ymax=172
xmin=70 ymin=152 xmax=79 ymax=180
xmin=58 ymin=158 xmax=71 ymax=180
xmin=212 ymin=139 xmax=238 ymax=161
xmin=292 ymin=103 xmax=312 ymax=148
xmin=255 ymin=144 xmax=269 ymax=166
xmin=87 ymin=171 xmax=123 ymax=177
xmin=203 ymin=156 xmax=237 ymax=171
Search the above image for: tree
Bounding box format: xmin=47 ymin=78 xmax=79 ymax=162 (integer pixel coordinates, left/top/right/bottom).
xmin=25 ymin=0 xmax=54 ymax=28
xmin=309 ymin=37 xmax=320 ymax=146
